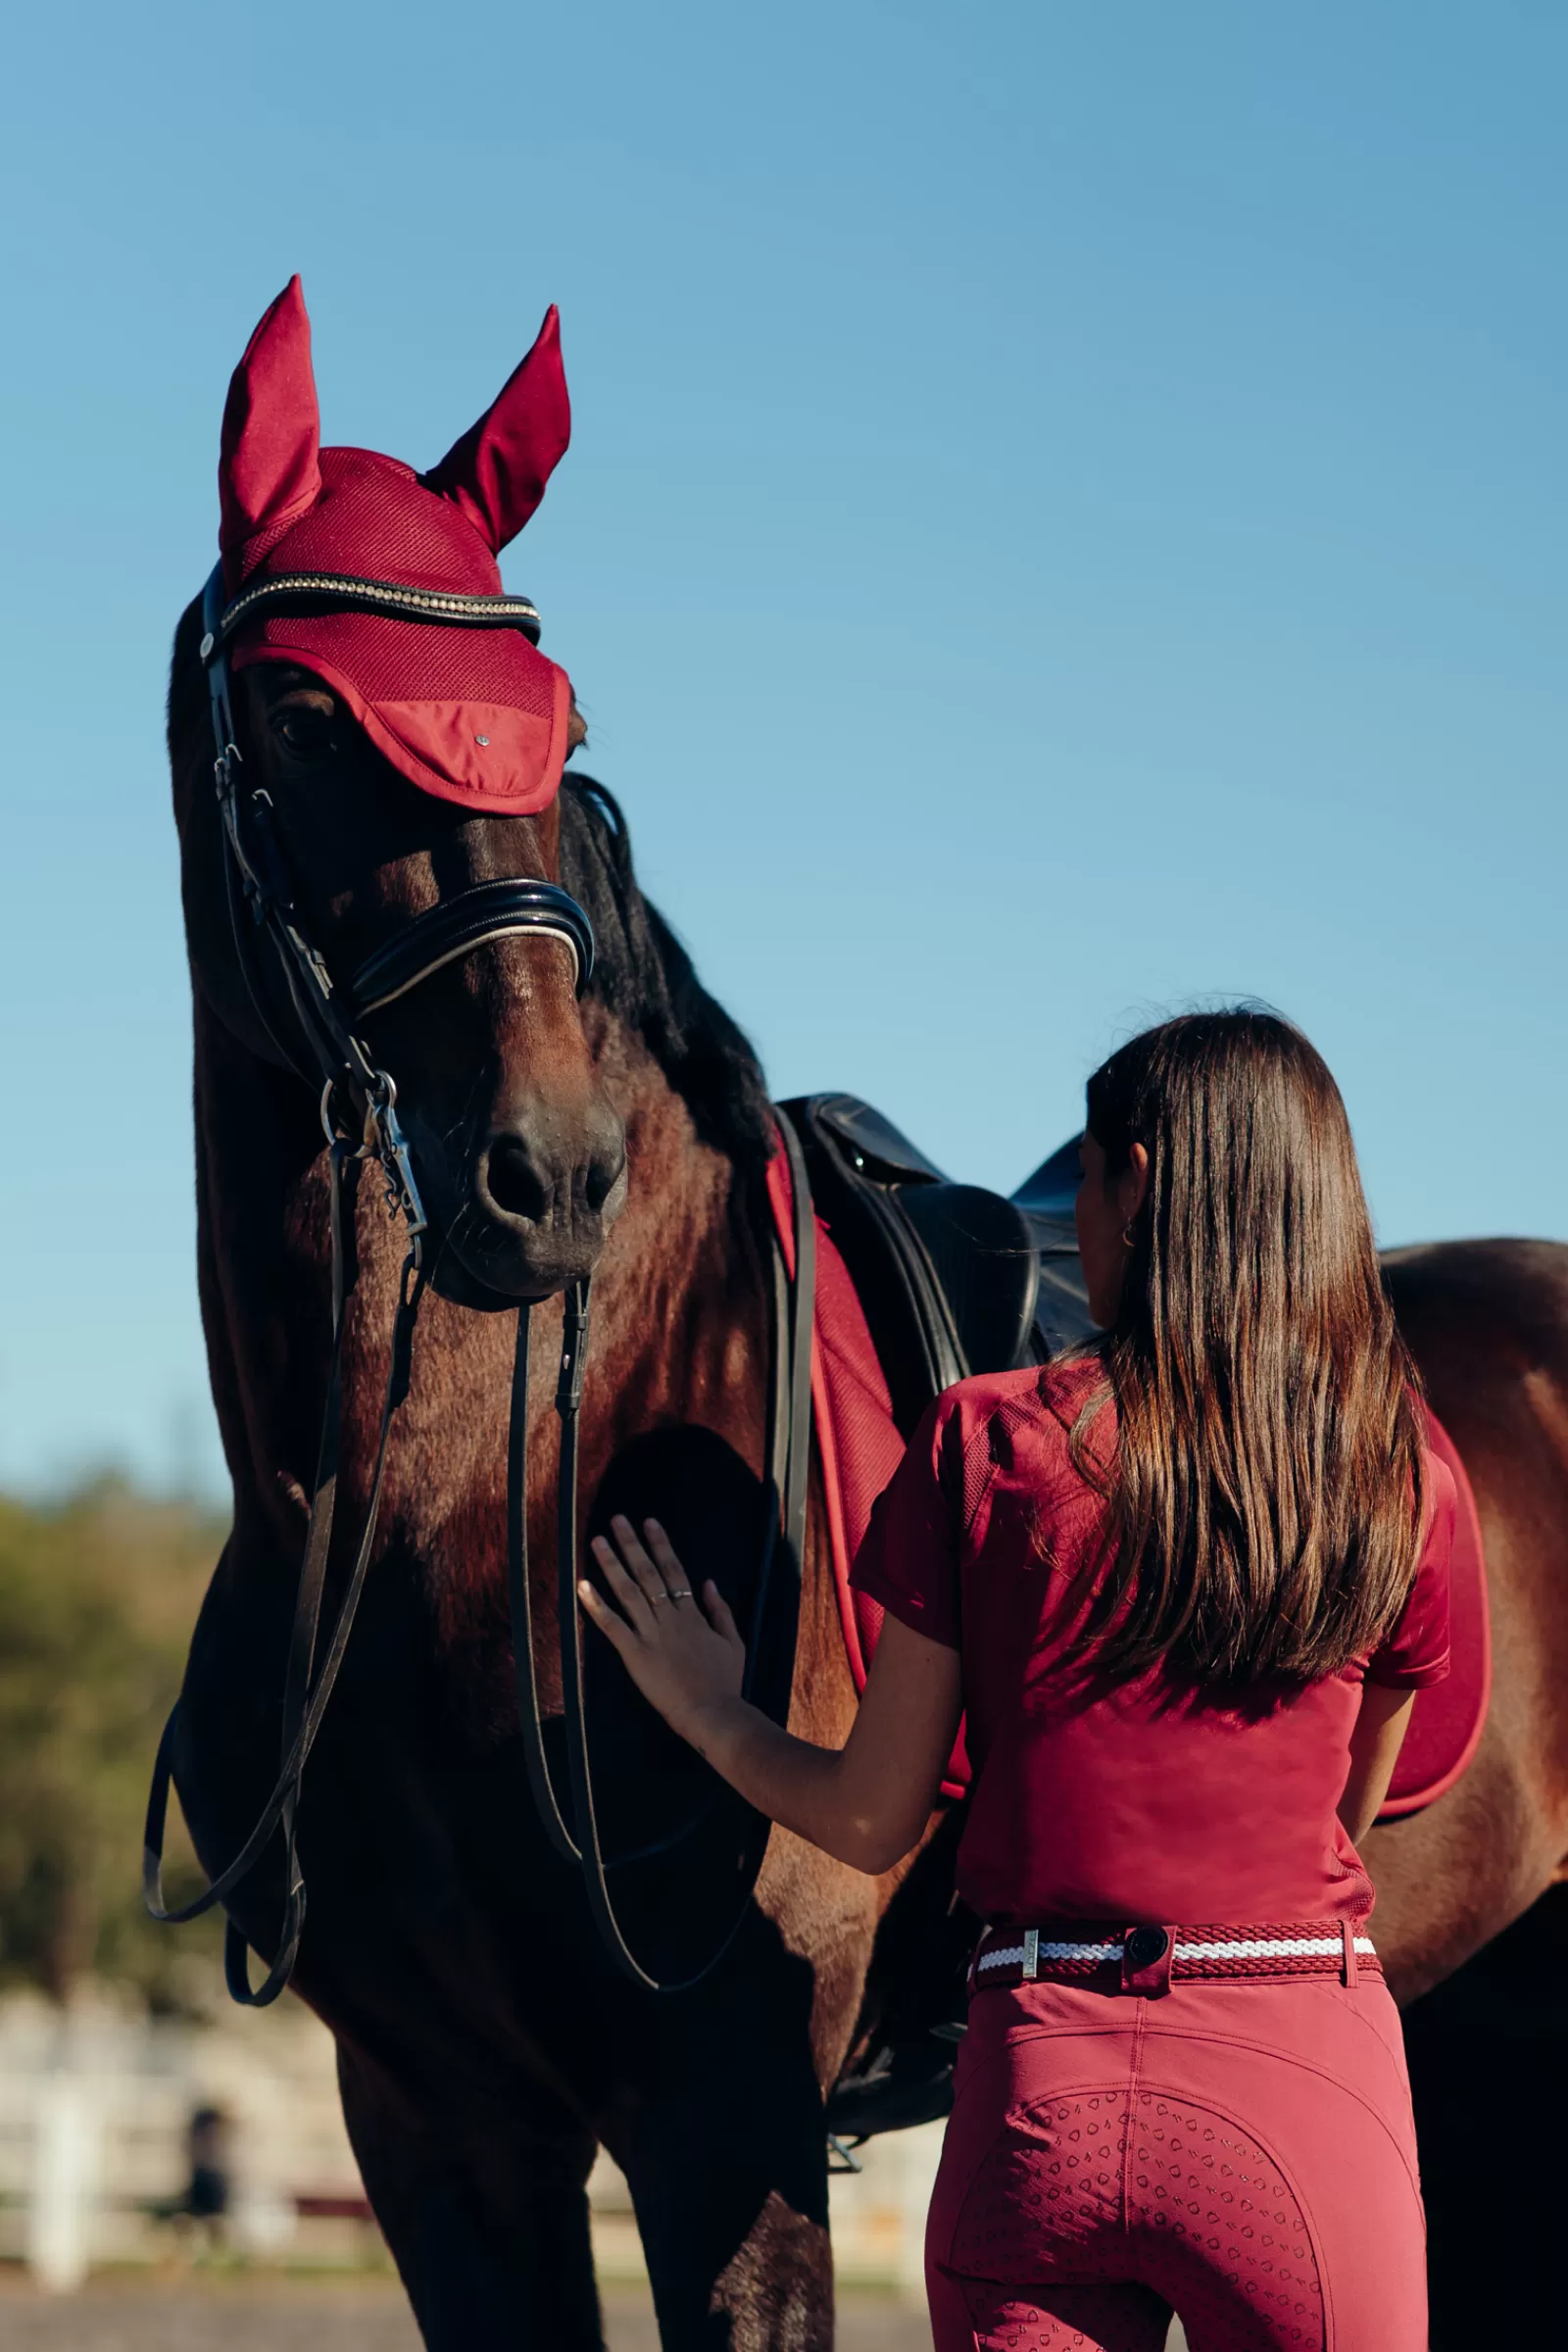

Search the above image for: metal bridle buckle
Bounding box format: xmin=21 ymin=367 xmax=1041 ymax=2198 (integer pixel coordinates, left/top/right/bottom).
xmin=364 ymin=1076 xmax=428 ymax=1255
xmin=319 ymin=1075 xmax=429 ymax=1263
xmin=319 ymin=1078 xmax=358 ymax=1152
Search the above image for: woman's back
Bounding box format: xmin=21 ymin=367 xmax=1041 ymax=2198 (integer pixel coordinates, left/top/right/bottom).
xmin=854 ymin=1356 xmax=1454 ymax=1928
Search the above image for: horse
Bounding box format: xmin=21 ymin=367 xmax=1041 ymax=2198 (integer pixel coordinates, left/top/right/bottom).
xmin=158 ymin=294 xmax=1568 ymax=2350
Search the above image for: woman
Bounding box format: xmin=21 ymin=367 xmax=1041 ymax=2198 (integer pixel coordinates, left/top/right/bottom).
xmin=584 ymin=1010 xmax=1451 ymax=2351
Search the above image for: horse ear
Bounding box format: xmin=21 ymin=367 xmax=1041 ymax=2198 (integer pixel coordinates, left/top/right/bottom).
xmin=424 ymin=306 xmax=570 ymax=552
xmin=219 ymin=275 xmax=321 ymax=573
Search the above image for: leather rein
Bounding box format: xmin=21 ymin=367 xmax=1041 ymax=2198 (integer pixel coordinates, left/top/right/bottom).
xmin=143 ymin=563 xmax=813 ymax=2000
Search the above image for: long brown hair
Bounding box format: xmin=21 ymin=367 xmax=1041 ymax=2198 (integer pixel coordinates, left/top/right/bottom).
xmin=1072 ymin=1009 xmax=1426 ymax=1685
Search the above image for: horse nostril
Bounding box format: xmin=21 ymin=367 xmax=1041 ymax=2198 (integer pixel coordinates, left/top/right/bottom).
xmin=585 ymin=1137 xmax=627 ymax=1214
xmin=484 ymin=1134 xmax=551 ymax=1224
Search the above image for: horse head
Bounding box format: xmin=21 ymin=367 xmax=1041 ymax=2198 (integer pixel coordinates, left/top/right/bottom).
xmin=174 ymin=278 xmax=626 ymax=1302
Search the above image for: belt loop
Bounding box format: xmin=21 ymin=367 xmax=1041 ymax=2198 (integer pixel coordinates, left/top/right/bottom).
xmin=1022 ymin=1928 xmax=1039 ymax=1982
xmin=1122 ymin=1926 xmax=1175 ymax=1998
xmin=1342 ymin=1921 xmax=1359 ymax=1986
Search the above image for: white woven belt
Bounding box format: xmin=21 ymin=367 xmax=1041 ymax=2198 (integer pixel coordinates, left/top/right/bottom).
xmin=976 ymin=1934 xmax=1377 ymax=1973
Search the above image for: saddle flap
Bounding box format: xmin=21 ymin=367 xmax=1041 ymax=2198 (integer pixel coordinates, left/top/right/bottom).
xmin=897 ymin=1184 xmax=1042 ymax=1392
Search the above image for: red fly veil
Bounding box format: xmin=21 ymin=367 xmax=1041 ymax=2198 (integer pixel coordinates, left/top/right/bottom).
xmin=217 ymin=277 xmax=572 ymax=813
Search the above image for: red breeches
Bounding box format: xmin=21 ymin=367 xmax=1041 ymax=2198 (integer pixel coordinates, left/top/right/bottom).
xmin=926 ymin=1973 xmax=1426 ymax=2352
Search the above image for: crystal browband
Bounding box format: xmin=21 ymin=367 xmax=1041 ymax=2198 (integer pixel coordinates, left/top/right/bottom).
xmin=202 ymin=571 xmax=543 ymax=659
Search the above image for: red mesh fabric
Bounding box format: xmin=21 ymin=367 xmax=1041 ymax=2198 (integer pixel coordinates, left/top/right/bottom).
xmin=247 ymin=612 xmax=556 ymax=714
xmin=216 ymin=281 xmax=572 ymax=815
xmin=230 ymin=450 xmax=569 ymax=812
xmin=1379 ymin=1406 xmax=1491 ymax=1815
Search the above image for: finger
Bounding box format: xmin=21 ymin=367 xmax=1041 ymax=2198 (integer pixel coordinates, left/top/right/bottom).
xmin=702 ymin=1580 xmax=742 ymax=1645
xmin=578 ymin=1578 xmax=633 ymax=1654
xmin=591 ymin=1534 xmax=657 ymax=1631
xmin=640 ymin=1519 xmax=690 ymax=1595
xmin=609 ymin=1514 xmax=666 ymax=1606
xmin=604 ymin=1517 xmax=664 ymax=1608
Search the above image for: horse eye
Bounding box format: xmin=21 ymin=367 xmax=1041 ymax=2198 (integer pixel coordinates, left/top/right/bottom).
xmin=272 ymin=701 xmax=338 ymax=755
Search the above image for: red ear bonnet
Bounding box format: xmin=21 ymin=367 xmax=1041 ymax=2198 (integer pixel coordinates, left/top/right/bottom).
xmin=219 ymin=277 xmax=322 ymax=572
xmin=424 ymin=307 xmax=570 ymax=552
xmin=216 ymin=280 xmax=573 ymax=816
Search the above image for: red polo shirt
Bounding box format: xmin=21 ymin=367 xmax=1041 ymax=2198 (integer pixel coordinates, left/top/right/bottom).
xmin=850 ymin=1357 xmax=1453 ymax=1928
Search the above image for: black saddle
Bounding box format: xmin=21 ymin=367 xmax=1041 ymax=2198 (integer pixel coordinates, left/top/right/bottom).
xmin=778 ymin=1095 xmax=1094 ymax=2151
xmin=780 ymin=1094 xmax=1094 ymax=1436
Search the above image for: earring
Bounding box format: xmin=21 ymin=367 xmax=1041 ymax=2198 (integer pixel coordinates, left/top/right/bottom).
xmin=1121 ymin=1220 xmax=1138 ymax=1250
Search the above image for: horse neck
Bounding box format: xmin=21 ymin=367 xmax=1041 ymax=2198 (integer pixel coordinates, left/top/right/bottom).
xmin=426 ymin=1014 xmax=775 ymax=1660
xmin=191 ymin=996 xmax=772 ymax=1648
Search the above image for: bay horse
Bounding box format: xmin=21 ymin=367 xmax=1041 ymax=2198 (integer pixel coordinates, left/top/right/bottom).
xmin=158 ymin=298 xmax=1568 ymax=2349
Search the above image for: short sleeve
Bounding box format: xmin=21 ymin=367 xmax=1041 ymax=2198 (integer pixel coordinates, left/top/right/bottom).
xmin=848 ymin=1394 xmax=963 ymax=1649
xmin=1365 ymin=1451 xmax=1455 ymax=1690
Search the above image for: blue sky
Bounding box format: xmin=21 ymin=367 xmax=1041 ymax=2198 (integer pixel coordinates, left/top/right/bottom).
xmin=1 ymin=3 xmax=1563 ymax=1495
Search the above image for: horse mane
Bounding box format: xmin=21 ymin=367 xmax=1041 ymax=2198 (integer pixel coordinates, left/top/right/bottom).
xmin=558 ymin=773 xmax=774 ymax=1180
xmin=167 ymin=597 xmax=774 ymax=1180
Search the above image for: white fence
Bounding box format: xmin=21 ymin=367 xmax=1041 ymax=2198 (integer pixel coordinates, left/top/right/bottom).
xmin=0 ymin=1990 xmax=941 ymax=2295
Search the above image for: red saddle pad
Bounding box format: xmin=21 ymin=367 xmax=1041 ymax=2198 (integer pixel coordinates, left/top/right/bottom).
xmin=1379 ymin=1407 xmax=1491 ymax=1817
xmin=767 ymin=1147 xmax=970 ymax=1795
xmin=765 ymin=1148 xmax=1491 ymax=1821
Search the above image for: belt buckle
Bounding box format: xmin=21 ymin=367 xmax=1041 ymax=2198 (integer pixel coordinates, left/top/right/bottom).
xmin=1021 ymin=1928 xmax=1040 ymax=1981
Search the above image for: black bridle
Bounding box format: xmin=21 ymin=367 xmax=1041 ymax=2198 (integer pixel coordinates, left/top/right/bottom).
xmin=144 ymin=564 xmax=813 ymax=2000
xmin=193 ymin=563 xmax=596 ymax=1146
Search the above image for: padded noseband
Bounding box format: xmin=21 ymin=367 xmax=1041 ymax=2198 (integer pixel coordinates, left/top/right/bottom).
xmin=349 ymin=877 xmax=595 ymax=1017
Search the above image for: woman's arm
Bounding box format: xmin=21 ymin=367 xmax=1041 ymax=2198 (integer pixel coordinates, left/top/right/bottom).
xmin=1338 ymin=1683 xmax=1417 ymax=1845
xmin=581 ymin=1516 xmax=962 ymax=1875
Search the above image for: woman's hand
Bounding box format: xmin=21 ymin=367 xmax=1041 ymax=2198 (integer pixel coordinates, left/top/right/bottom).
xmin=582 ymin=1515 xmax=960 ymax=1878
xmin=581 ymin=1516 xmax=746 ymax=1744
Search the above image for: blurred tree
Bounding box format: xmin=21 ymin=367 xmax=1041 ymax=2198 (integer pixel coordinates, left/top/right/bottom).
xmin=0 ymin=1480 xmax=227 ymax=2006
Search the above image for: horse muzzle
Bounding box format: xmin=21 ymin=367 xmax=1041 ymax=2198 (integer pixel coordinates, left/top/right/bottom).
xmin=417 ymin=1093 xmax=628 ymax=1302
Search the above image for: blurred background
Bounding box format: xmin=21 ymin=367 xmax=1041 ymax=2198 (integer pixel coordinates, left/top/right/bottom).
xmin=0 ymin=1 xmax=1562 ymax=2341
